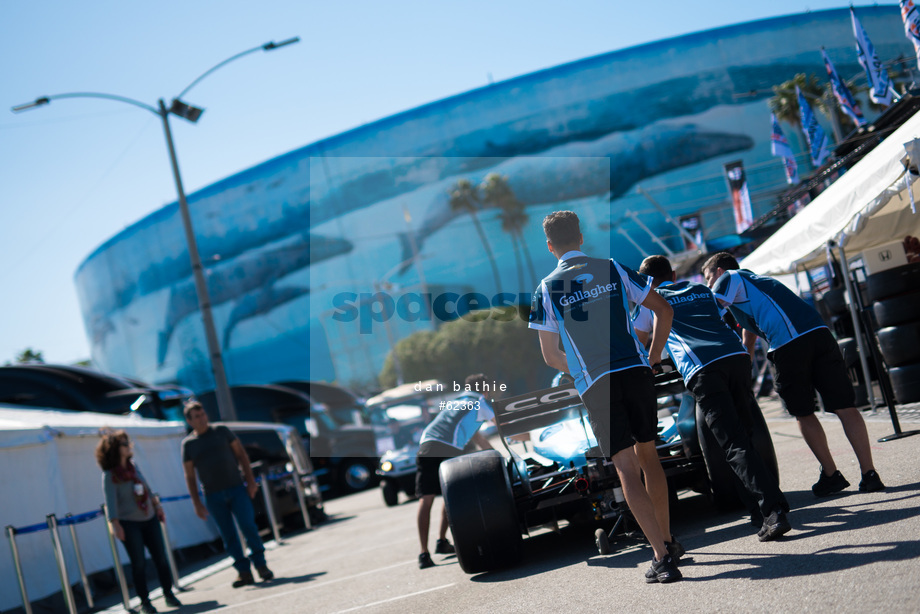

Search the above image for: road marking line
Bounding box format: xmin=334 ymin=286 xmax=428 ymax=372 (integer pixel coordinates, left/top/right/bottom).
xmin=329 ymin=583 xmax=457 ymax=614
xmin=209 ymin=560 xmax=415 ymax=612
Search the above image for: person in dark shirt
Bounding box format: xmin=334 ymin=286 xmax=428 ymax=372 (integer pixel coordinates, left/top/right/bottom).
xmin=702 ymin=252 xmax=884 ymax=497
xmin=529 ymin=211 xmax=681 ymax=584
xmin=181 ymin=401 xmax=274 ymax=587
xmin=637 ymin=255 xmax=790 ymax=541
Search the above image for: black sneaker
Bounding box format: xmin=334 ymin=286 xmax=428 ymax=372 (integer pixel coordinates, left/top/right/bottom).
xmin=665 ymin=536 xmax=684 ymax=563
xmin=163 ymin=592 xmax=182 ymax=608
xmin=231 ymin=572 xmax=255 ymax=588
xmin=757 ymin=510 xmax=791 ymax=542
xmin=434 ymin=538 xmax=455 ymax=554
xmin=812 ymin=468 xmax=850 ymax=497
xmin=644 ymin=554 xmax=682 ymax=584
xmin=139 ymin=601 xmax=158 ymax=614
xmin=418 ymin=552 xmax=435 ymax=569
xmin=858 ymin=470 xmax=885 ymax=493
xmin=256 ymin=565 xmax=274 ymax=581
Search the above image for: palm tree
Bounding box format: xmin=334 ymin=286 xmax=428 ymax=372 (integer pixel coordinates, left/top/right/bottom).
xmin=769 ymin=72 xmax=879 ymax=144
xmin=448 ymin=178 xmax=503 ymax=294
xmin=480 ymin=173 xmax=538 ymax=291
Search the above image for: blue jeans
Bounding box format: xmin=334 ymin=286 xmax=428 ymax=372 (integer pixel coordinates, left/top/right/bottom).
xmin=204 ymin=484 xmax=266 ymax=574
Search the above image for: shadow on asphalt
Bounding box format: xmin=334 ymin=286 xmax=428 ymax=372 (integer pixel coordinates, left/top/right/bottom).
xmin=684 ymin=541 xmax=920 ymax=581
xmin=260 ymin=571 xmax=328 ymax=587
xmin=316 ymin=513 xmax=356 ymax=527
xmin=168 ymin=600 xmax=221 ymax=613
xmin=464 ymin=483 xmax=920 ymax=583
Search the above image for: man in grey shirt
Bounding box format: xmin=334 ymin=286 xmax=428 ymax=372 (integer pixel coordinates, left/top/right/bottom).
xmin=182 ymin=401 xmax=273 ymax=588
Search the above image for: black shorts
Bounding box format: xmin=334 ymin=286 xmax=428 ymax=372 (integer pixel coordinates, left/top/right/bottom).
xmin=770 ymin=328 xmax=856 ymax=417
xmin=415 ymin=441 xmax=462 ymax=497
xmin=580 ymin=367 xmax=658 ymax=458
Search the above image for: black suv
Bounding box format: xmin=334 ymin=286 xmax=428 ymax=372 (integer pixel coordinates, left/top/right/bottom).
xmin=0 ymin=364 xmax=192 ymax=420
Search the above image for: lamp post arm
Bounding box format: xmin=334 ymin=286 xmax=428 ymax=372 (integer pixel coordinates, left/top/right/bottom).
xmin=174 ymin=37 xmax=300 ymax=101
xmin=11 ymin=92 xmax=159 ymax=116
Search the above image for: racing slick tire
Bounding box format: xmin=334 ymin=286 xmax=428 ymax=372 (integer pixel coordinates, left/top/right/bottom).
xmin=876 ymin=322 xmax=920 ymax=368
xmin=820 ymin=287 xmax=849 ymax=317
xmin=440 ymin=450 xmax=522 ymax=574
xmin=889 ymin=363 xmax=920 ymax=404
xmin=381 ymin=479 xmax=400 ymax=507
xmin=872 ymin=289 xmax=920 ymax=328
xmin=866 ymin=262 xmax=920 ymax=303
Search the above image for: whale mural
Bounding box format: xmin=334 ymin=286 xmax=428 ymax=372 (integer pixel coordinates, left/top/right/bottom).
xmin=72 ymin=7 xmax=914 ymax=389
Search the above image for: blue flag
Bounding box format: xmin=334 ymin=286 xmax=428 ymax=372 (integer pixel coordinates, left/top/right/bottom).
xmin=900 ymin=0 xmax=920 ymax=70
xmin=822 ymin=48 xmax=866 ymax=127
xmin=852 ymin=8 xmax=895 ymax=106
xmin=796 ymin=86 xmax=831 ymax=167
xmin=770 ymin=114 xmax=799 ymax=184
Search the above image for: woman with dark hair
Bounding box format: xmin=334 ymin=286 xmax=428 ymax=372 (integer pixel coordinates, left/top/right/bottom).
xmin=96 ymin=431 xmax=181 ymax=613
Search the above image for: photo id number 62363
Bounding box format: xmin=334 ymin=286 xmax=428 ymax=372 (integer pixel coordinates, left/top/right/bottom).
xmin=443 ymin=400 xmax=480 ymax=410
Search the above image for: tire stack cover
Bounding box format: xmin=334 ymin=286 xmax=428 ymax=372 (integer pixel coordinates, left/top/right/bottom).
xmin=867 ymin=262 xmax=920 ymax=403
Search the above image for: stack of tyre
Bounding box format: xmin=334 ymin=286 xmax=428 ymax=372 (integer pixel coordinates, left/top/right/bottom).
xmin=818 ymin=287 xmax=869 ymax=406
xmin=869 ymin=262 xmax=920 ymax=404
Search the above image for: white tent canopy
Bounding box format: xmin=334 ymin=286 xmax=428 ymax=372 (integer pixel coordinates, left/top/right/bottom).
xmin=0 ymin=406 xmax=218 ymax=612
xmin=743 ymin=109 xmax=920 ymax=275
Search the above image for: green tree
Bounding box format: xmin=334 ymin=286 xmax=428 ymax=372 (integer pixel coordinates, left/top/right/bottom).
xmin=480 ymin=173 xmax=538 ymax=291
xmin=15 ymin=348 xmax=44 ymax=364
xmin=448 ymin=178 xmax=503 ymax=294
xmin=378 ymin=307 xmax=552 ymax=394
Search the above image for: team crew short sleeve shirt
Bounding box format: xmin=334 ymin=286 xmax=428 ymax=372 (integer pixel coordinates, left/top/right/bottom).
xmin=711 ymin=269 xmax=826 ymax=352
xmin=181 ymin=425 xmax=244 ymax=494
xmin=635 ymin=281 xmax=748 ymax=383
xmin=418 ymin=392 xmax=495 ymax=451
xmin=528 ymin=251 xmax=653 ymax=394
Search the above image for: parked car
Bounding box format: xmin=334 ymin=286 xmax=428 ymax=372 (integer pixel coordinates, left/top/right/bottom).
xmin=439 ymin=372 xmax=778 ymax=574
xmin=222 ymin=421 xmax=325 ymax=529
xmin=376 ymin=444 xmax=420 ymax=506
xmin=197 ymin=384 xmax=380 ymax=496
xmin=276 ymin=380 xmax=371 ymax=427
xmin=0 ymin=364 xmax=193 ymax=420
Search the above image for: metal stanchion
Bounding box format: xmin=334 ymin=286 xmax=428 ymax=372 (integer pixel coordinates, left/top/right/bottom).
xmin=101 ymin=505 xmax=133 ymax=613
xmin=259 ymin=476 xmax=283 ymax=545
xmin=64 ymin=513 xmax=94 ymax=609
xmin=153 ymin=494 xmax=183 ymax=591
xmin=46 ymin=514 xmax=78 ymax=614
xmin=292 ymin=474 xmax=313 ymax=531
xmin=6 ymin=525 xmax=32 ymax=614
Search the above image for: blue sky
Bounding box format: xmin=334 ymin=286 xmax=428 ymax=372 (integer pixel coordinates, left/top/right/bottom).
xmin=0 ymin=1 xmax=882 ymax=366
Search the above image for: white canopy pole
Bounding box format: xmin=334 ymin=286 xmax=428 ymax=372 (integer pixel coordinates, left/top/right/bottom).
xmin=837 ymin=242 xmax=876 ymax=409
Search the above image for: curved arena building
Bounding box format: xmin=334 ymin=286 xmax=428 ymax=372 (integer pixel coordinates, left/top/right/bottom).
xmin=75 ymin=6 xmax=914 ymax=391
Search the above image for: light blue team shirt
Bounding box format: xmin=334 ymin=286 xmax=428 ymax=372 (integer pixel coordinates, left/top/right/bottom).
xmin=711 ymin=269 xmax=826 ymax=352
xmin=634 ymin=281 xmax=748 ymax=383
xmin=529 ymin=251 xmax=653 ymax=395
xmin=419 ymin=392 xmax=495 ymax=451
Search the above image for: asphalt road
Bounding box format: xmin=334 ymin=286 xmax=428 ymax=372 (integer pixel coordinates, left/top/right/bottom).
xmin=103 ymin=406 xmax=920 ymax=614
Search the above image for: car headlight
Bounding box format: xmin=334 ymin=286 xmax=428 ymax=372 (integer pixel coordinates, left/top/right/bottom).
xmin=380 ymin=460 xmax=394 ymax=473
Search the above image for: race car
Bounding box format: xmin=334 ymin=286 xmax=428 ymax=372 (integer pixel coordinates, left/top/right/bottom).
xmin=438 ymin=370 xmax=777 ymax=574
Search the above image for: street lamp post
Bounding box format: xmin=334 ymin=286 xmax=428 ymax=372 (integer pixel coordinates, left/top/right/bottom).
xmin=12 ymin=38 xmax=300 ymax=422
